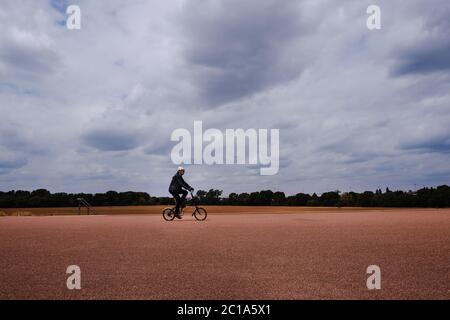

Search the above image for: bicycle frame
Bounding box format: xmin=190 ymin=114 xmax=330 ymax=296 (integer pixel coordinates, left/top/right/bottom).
xmin=180 ymin=191 xmax=200 ymax=216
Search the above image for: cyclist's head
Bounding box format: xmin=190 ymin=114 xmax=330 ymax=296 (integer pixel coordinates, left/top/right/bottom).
xmin=177 ymin=166 xmax=185 ymax=175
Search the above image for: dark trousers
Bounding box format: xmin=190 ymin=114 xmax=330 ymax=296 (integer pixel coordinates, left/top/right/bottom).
xmin=170 ymin=189 xmax=188 ymax=214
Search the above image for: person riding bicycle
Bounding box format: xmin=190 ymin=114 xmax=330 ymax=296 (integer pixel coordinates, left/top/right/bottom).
xmin=169 ymin=166 xmax=194 ymax=219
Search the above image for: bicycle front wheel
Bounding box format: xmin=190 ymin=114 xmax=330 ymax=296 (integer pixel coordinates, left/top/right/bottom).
xmin=162 ymin=207 xmax=175 ymax=221
xmin=193 ymin=207 xmax=207 ymax=221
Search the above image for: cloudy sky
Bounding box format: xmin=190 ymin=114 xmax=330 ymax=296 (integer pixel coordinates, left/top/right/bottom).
xmin=1 ymin=0 xmax=449 ymax=196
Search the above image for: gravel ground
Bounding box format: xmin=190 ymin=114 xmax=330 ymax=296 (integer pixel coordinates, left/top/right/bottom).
xmin=0 ymin=208 xmax=448 ymax=299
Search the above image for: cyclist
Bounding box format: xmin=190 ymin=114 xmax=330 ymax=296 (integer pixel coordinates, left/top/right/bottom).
xmin=169 ymin=166 xmax=194 ymax=219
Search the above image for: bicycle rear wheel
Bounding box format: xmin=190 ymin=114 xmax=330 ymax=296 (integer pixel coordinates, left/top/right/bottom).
xmin=193 ymin=207 xmax=207 ymax=221
xmin=162 ymin=207 xmax=175 ymax=221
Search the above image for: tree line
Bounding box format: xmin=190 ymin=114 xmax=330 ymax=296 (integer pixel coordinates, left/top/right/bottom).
xmin=0 ymin=185 xmax=449 ymax=208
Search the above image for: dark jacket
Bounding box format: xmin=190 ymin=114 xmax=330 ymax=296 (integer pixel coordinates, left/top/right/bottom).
xmin=169 ymin=172 xmax=192 ymax=192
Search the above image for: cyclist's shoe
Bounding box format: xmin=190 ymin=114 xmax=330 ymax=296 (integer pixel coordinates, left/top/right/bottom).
xmin=174 ymin=213 xmax=182 ymax=219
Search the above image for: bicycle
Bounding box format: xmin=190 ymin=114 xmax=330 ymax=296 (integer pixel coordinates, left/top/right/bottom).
xmin=162 ymin=191 xmax=207 ymax=221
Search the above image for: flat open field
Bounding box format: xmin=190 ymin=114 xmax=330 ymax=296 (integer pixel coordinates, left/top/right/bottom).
xmin=0 ymin=205 xmax=388 ymax=216
xmin=0 ymin=207 xmax=448 ymax=299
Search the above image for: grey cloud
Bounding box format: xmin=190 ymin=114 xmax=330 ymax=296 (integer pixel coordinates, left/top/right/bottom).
xmin=0 ymin=158 xmax=27 ymax=169
xmin=0 ymin=126 xmax=49 ymax=155
xmin=0 ymin=155 xmax=27 ymax=175
xmin=143 ymin=142 xmax=172 ymax=157
xmin=50 ymin=0 xmax=72 ymax=14
xmin=391 ymin=3 xmax=450 ymax=76
xmin=0 ymin=82 xmax=39 ymax=96
xmin=179 ymin=0 xmax=308 ymax=106
xmin=341 ymin=153 xmax=380 ymax=165
xmin=0 ymin=129 xmax=29 ymax=150
xmin=392 ymin=43 xmax=450 ymax=76
xmin=0 ymin=39 xmax=59 ymax=76
xmin=401 ymin=135 xmax=450 ymax=153
xmin=0 ymin=27 xmax=61 ymax=84
xmin=83 ymin=129 xmax=141 ymax=151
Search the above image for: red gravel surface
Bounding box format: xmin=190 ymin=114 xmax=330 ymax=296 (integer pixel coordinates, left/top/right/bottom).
xmin=0 ymin=208 xmax=448 ymax=299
